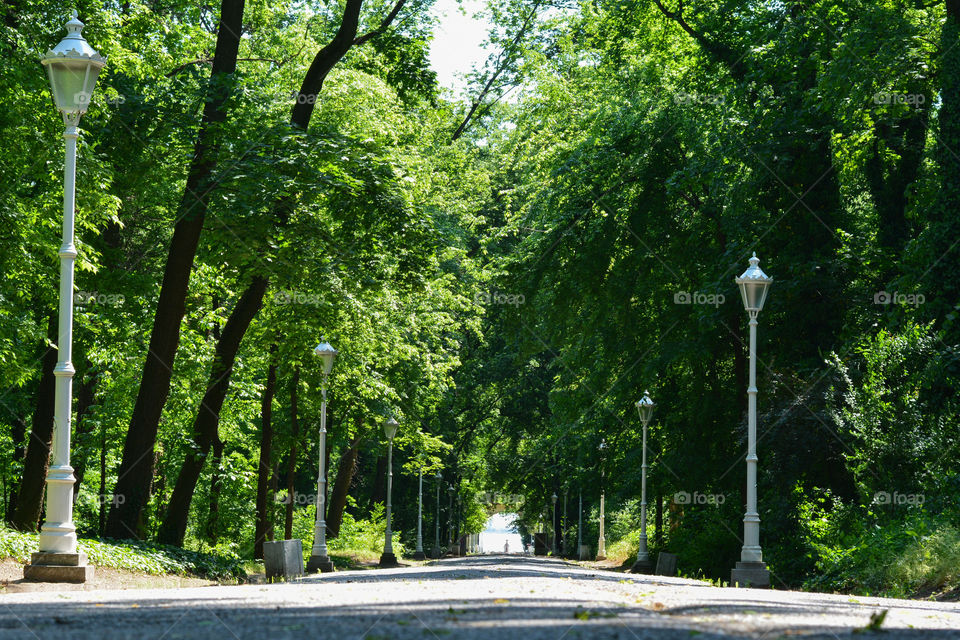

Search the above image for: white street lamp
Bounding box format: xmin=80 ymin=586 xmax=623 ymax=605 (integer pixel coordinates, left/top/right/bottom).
xmin=25 ymin=12 xmax=106 ymax=584
xmin=551 ymin=492 xmax=558 ymax=555
xmin=379 ymin=417 xmax=400 ymax=568
xmin=731 ymin=252 xmax=773 ymax=588
xmin=432 ymin=471 xmax=442 ymax=558
xmin=447 ymin=484 xmax=456 ymax=550
xmin=577 ymin=490 xmax=584 ymax=560
xmin=596 ymin=440 xmax=607 ymax=561
xmin=307 ymin=340 xmax=337 ymax=573
xmin=631 ymin=391 xmax=655 ymax=573
xmin=413 ymin=461 xmax=426 ymax=560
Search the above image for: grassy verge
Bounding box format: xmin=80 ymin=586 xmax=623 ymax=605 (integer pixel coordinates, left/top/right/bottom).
xmin=0 ymin=527 xmax=246 ymax=582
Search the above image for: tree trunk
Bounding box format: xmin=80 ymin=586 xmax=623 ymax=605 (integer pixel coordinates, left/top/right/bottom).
xmin=10 ymin=317 xmax=57 ymax=532
xmin=156 ymin=276 xmax=269 ymax=546
xmin=106 ymin=0 xmax=247 ymax=539
xmin=284 ymin=367 xmax=301 ymax=540
xmin=254 ymin=348 xmax=278 ymax=558
xmin=6 ymin=407 xmax=28 ymax=524
xmin=369 ymin=455 xmax=387 ymax=509
xmin=655 ymin=495 xmax=663 ymax=547
xmin=327 ymin=427 xmax=362 ymax=539
xmin=205 ymin=435 xmax=225 ymax=545
xmin=98 ymin=416 xmax=108 ymax=536
xmin=268 ymin=462 xmax=279 ymax=541
xmin=71 ymin=373 xmax=98 ymax=503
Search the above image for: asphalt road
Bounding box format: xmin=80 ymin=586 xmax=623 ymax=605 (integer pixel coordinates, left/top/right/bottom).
xmin=1 ymin=555 xmax=958 ymax=639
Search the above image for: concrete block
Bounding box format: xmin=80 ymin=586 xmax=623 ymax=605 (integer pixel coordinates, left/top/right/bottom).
xmin=731 ymin=561 xmax=770 ymax=588
xmin=264 ymin=540 xmax=304 ymax=580
xmin=655 ymin=552 xmax=678 ymax=576
xmin=23 ymin=563 xmax=93 ymax=583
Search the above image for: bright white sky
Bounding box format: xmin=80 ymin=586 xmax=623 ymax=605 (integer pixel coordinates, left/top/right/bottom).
xmin=479 ymin=512 xmax=524 ymax=553
xmin=428 ymin=0 xmax=492 ymax=95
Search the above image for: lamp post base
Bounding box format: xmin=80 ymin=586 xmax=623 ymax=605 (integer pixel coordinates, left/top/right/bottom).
xmin=306 ymin=554 xmax=334 ymax=573
xmin=23 ymin=552 xmax=94 ymax=583
xmin=630 ymin=557 xmax=653 ymax=574
xmin=430 ymin=547 xmax=443 ymax=559
xmin=378 ymin=552 xmax=399 ymax=568
xmin=412 ymin=550 xmax=426 ymax=561
xmin=731 ymin=561 xmax=770 ymax=588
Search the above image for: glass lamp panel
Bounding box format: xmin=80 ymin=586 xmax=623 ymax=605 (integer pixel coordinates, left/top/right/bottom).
xmin=384 ymin=419 xmax=398 ymax=440
xmin=48 ymin=59 xmax=97 ymax=112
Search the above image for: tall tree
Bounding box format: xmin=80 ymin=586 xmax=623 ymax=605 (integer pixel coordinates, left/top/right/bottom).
xmin=106 ymin=0 xmax=247 ymax=538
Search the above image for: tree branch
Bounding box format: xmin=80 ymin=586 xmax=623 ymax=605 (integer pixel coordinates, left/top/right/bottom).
xmin=354 ymin=0 xmax=408 ymax=47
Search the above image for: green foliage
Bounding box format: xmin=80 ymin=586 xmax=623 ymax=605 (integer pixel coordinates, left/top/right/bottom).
xmin=328 ymin=502 xmax=406 ymax=558
xmin=0 ymin=527 xmax=244 ymax=581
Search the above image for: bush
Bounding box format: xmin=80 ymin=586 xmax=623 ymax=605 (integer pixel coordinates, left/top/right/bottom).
xmin=327 ymin=502 xmax=406 ymax=558
xmin=0 ymin=527 xmax=246 ymax=581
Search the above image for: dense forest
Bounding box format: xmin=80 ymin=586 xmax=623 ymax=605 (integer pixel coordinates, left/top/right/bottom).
xmin=2 ymin=0 xmax=959 ymax=595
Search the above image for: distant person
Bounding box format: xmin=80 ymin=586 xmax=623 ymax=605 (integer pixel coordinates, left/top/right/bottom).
xmin=504 ymin=540 xmax=510 ymax=553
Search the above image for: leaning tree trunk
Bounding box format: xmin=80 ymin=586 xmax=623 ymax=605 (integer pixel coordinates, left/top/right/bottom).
xmin=71 ymin=373 xmax=98 ymax=504
xmin=284 ymin=367 xmax=301 ymax=540
xmin=369 ymin=455 xmax=387 ymax=509
xmin=205 ymin=434 xmax=225 ymax=545
xmin=106 ymin=0 xmax=247 ymax=539
xmin=10 ymin=317 xmax=57 ymax=531
xmin=254 ymin=349 xmax=278 ymax=558
xmin=156 ymin=276 xmax=269 ymax=546
xmin=146 ymin=0 xmax=408 ymax=547
xmin=327 ymin=426 xmax=362 ymax=539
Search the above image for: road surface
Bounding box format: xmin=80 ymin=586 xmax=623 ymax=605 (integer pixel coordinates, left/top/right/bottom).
xmin=1 ymin=555 xmax=958 ymax=638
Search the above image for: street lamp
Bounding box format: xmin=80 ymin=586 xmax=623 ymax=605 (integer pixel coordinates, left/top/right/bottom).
xmin=447 ymin=484 xmax=456 ymax=550
xmin=413 ymin=460 xmax=426 ymax=560
xmin=631 ymin=390 xmax=655 ymax=573
xmin=731 ymin=252 xmax=773 ymax=588
xmin=551 ymin=493 xmax=558 ymax=555
xmin=379 ymin=417 xmax=400 ymax=568
xmin=306 ymin=340 xmax=337 ymax=573
xmin=597 ymin=440 xmax=607 ymax=561
xmin=577 ymin=490 xmax=584 ymax=560
xmin=25 ymin=12 xmax=106 ymax=584
xmin=432 ymin=471 xmax=443 ymax=558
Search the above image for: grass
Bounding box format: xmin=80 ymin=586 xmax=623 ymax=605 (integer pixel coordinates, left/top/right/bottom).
xmin=0 ymin=527 xmax=246 ymax=581
xmin=886 ymin=525 xmax=960 ymax=598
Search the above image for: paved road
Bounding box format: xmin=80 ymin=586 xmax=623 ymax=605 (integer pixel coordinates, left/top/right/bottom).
xmin=1 ymin=555 xmax=958 ymax=639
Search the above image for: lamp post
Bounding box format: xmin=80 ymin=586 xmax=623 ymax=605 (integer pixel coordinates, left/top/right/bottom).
xmin=432 ymin=471 xmax=442 ymax=558
xmin=379 ymin=417 xmax=399 ymax=568
xmin=631 ymin=391 xmax=655 ymax=573
xmin=577 ymin=490 xmax=584 ymax=560
xmin=447 ymin=484 xmax=455 ymax=550
xmin=413 ymin=461 xmax=426 ymax=560
xmin=25 ymin=12 xmax=106 ymax=584
xmin=596 ymin=440 xmax=607 ymax=560
xmin=731 ymin=252 xmax=773 ymax=589
xmin=307 ymin=340 xmax=337 ymax=573
xmin=551 ymin=493 xmax=558 ymax=555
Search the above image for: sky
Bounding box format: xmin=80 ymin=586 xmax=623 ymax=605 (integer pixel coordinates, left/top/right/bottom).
xmin=479 ymin=512 xmax=525 ymax=554
xmin=428 ymin=0 xmax=492 ymax=95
